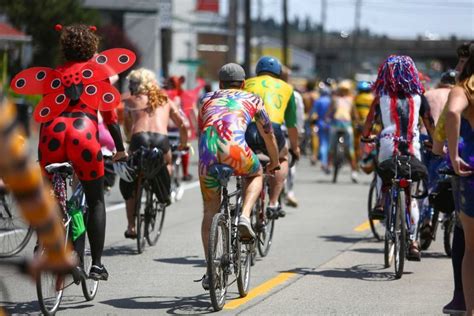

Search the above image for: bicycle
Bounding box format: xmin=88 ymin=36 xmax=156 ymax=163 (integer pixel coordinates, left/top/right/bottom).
xmin=129 ymin=147 xmax=168 ymax=254
xmin=332 ymin=128 xmax=348 ymax=183
xmin=206 ymin=164 xmax=253 ymax=311
xmin=170 ymin=144 xmax=186 ymax=203
xmin=0 ymin=189 xmax=33 ymax=257
xmin=381 ymin=154 xmax=426 ymax=279
xmin=36 ymin=162 xmax=98 ymax=315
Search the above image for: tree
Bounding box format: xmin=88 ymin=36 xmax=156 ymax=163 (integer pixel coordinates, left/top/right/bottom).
xmin=0 ymin=0 xmax=100 ymax=68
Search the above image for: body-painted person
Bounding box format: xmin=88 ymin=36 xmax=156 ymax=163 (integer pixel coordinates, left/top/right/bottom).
xmin=445 ymin=42 xmax=474 ymax=315
xmin=198 ymin=63 xmax=279 ymax=289
xmin=361 ymin=55 xmax=435 ymax=261
xmin=10 ymin=24 xmax=136 ymax=280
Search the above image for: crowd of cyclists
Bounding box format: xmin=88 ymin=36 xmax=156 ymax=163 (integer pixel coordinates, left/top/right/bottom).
xmin=0 ymin=22 xmax=473 ymax=315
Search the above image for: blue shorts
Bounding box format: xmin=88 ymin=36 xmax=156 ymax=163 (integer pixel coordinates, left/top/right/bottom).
xmin=459 ymin=176 xmax=474 ymax=217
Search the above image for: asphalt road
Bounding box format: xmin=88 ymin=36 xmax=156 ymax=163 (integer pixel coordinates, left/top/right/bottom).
xmin=0 ymin=156 xmax=454 ymax=315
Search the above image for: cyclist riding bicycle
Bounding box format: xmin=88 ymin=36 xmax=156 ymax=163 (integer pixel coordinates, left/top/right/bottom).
xmin=10 ymin=24 xmax=135 ymax=280
xmin=119 ymin=68 xmax=188 ymax=239
xmin=244 ymin=56 xmax=300 ymax=219
xmin=326 ymin=80 xmax=359 ymax=182
xmin=312 ymin=83 xmax=332 ymax=173
xmin=198 ymin=63 xmax=279 ymax=289
xmin=354 ymin=81 xmax=374 ymax=161
xmin=361 ymin=55 xmax=435 ymax=261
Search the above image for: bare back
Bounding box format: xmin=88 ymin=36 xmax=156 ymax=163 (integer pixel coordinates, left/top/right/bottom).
xmin=424 ymin=87 xmax=451 ymax=124
xmin=125 ymin=94 xmax=171 ymax=135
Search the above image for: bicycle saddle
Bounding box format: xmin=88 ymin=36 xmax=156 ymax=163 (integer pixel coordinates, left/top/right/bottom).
xmin=208 ymin=164 xmax=234 ymax=187
xmin=45 ymin=162 xmax=74 ymax=176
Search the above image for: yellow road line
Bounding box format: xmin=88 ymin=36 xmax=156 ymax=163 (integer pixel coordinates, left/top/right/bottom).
xmin=224 ymin=272 xmax=297 ymax=310
xmin=354 ymin=220 xmax=379 ymax=232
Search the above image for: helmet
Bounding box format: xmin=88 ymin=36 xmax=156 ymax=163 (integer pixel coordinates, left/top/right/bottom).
xmin=440 ymin=69 xmax=457 ymax=85
xmin=113 ymin=161 xmax=136 ymax=183
xmin=356 ymin=81 xmax=371 ymax=92
xmin=255 ymin=56 xmax=282 ymax=76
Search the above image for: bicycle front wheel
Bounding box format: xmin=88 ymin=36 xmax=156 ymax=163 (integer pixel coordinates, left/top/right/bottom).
xmin=0 ymin=192 xmax=33 ymax=258
xmin=368 ymin=179 xmax=383 ymax=241
xmin=394 ymin=190 xmax=406 ymax=279
xmin=145 ymin=194 xmax=166 ymax=246
xmin=135 ymin=184 xmax=146 ymax=254
xmin=81 ymin=233 xmax=99 ymax=301
xmin=36 ymin=268 xmax=64 ymax=315
xmin=207 ymin=213 xmax=229 ymax=311
xmin=255 ymin=198 xmax=275 ymax=258
xmin=236 ymin=238 xmax=252 ymax=297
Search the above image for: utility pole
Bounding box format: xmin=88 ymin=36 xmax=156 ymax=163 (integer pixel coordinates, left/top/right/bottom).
xmin=351 ymin=0 xmax=362 ymax=77
xmin=257 ymin=0 xmax=263 ymax=57
xmin=227 ymin=0 xmax=237 ymax=63
xmin=244 ymin=0 xmax=251 ymax=76
xmin=317 ymin=0 xmax=327 ymax=78
xmin=282 ymin=0 xmax=289 ymax=66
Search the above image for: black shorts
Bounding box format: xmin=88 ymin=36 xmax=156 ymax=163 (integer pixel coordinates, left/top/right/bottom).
xmin=120 ymin=132 xmax=171 ymax=202
xmin=245 ymin=122 xmax=286 ymax=155
xmin=129 ymin=132 xmax=170 ymax=153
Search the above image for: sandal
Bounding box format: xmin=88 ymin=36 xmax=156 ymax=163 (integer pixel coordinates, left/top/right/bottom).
xmin=124 ymin=230 xmax=137 ymax=239
xmin=407 ymin=241 xmax=421 ymax=261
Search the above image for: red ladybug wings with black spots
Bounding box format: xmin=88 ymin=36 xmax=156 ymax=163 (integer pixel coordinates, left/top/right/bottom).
xmin=10 ymin=48 xmax=136 ymax=123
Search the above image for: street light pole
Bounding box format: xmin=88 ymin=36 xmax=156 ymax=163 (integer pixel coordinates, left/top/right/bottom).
xmin=282 ymin=0 xmax=289 ymax=66
xmin=244 ymin=0 xmax=251 ymax=76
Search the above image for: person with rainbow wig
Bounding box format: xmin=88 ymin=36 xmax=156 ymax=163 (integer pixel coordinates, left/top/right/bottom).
xmin=361 ymin=55 xmax=435 ymax=261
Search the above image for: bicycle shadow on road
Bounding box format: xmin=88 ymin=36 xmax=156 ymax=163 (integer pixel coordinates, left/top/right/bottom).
xmin=319 ymin=235 xmax=365 ymax=244
xmin=155 ymin=256 xmax=206 ymax=267
xmin=102 ymin=245 xmax=138 ymax=257
xmin=1 ymin=295 xmax=94 ymax=315
xmin=100 ymin=294 xmax=213 ymax=314
xmin=282 ymin=265 xmax=410 ymax=282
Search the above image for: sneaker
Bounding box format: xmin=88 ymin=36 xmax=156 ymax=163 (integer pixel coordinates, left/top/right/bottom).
xmin=442 ymin=292 xmax=466 ymax=314
xmin=89 ymin=264 xmax=109 ymax=281
xmin=370 ymin=206 xmax=385 ymax=220
xmin=182 ymin=174 xmax=193 ymax=182
xmin=266 ymin=206 xmax=279 ymax=220
xmin=351 ymin=171 xmax=359 ymax=183
xmin=277 ymin=207 xmax=286 ymax=218
xmin=238 ymin=216 xmax=256 ymax=240
xmin=407 ymin=241 xmax=421 ymax=262
xmin=285 ymin=195 xmax=298 ymax=208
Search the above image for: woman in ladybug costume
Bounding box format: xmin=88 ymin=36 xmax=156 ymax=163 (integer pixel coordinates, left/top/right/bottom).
xmin=11 ymin=24 xmax=136 ymax=280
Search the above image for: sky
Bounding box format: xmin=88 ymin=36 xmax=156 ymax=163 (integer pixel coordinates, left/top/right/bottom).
xmin=220 ymin=0 xmax=474 ymax=39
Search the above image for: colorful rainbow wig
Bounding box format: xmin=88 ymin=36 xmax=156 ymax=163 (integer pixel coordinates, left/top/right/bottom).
xmin=372 ymin=55 xmax=424 ymax=96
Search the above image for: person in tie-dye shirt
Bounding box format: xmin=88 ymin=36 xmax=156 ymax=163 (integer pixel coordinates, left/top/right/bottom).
xmin=198 ymin=63 xmax=279 ymax=288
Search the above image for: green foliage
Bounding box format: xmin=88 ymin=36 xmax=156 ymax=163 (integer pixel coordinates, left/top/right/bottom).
xmin=0 ymin=0 xmax=100 ymax=68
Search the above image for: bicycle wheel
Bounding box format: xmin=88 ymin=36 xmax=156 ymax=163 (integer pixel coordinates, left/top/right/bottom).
xmin=384 ymin=195 xmax=394 ymax=268
xmin=368 ymin=179 xmax=383 ymax=241
xmin=332 ymin=142 xmax=343 ymax=183
xmin=135 ymin=184 xmax=146 ymax=254
xmin=443 ymin=213 xmax=455 ymax=257
xmin=0 ymin=192 xmax=33 ymax=257
xmin=145 ymin=194 xmax=166 ymax=246
xmin=394 ymin=190 xmax=406 ymax=279
xmin=207 ymin=213 xmax=229 ymax=311
xmin=236 ymin=240 xmax=251 ymax=297
xmin=81 ymin=233 xmax=99 ymax=301
xmin=419 ymin=208 xmax=436 ymax=251
xmin=36 ymin=266 xmax=64 ymax=315
xmin=173 ymin=159 xmax=184 ymax=202
xmin=256 ymin=199 xmax=275 ymax=258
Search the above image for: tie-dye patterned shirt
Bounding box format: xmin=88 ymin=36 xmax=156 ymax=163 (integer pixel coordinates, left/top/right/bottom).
xmin=198 ymin=89 xmax=272 ymax=178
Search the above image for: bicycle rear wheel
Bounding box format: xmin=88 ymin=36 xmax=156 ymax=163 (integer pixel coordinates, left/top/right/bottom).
xmin=207 ymin=213 xmax=229 ymax=311
xmin=0 ymin=192 xmax=33 ymax=257
xmin=36 ymin=267 xmax=64 ymax=315
xmin=443 ymin=213 xmax=455 ymax=257
xmin=368 ymin=179 xmax=383 ymax=241
xmin=135 ymin=184 xmax=146 ymax=254
xmin=394 ymin=190 xmax=406 ymax=279
xmin=145 ymin=194 xmax=166 ymax=246
xmin=384 ymin=195 xmax=394 ymax=268
xmin=81 ymin=233 xmax=99 ymax=301
xmin=332 ymin=142 xmax=344 ymax=183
